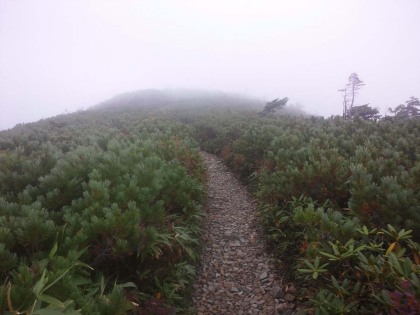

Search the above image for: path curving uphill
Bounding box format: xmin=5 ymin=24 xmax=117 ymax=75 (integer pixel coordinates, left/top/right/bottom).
xmin=192 ymin=152 xmax=296 ymax=315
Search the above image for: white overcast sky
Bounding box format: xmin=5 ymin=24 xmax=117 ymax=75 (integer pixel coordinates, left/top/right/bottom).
xmin=1 ymin=0 xmax=419 ymax=130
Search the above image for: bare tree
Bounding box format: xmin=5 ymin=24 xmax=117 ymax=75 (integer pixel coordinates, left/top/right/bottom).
xmin=339 ymin=73 xmax=365 ymax=119
xmin=338 ymin=88 xmax=348 ymax=119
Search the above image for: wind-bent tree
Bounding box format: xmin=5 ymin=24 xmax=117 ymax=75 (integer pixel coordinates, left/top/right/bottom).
xmin=389 ymin=96 xmax=420 ymax=119
xmin=260 ymin=97 xmax=289 ymax=116
xmin=349 ymin=104 xmax=381 ymax=121
xmin=339 ymin=73 xmax=365 ymax=119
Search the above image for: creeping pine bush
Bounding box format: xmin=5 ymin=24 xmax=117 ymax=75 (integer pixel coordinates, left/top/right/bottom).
xmin=0 ymin=108 xmax=206 ymax=314
xmin=193 ymin=111 xmax=420 ymax=313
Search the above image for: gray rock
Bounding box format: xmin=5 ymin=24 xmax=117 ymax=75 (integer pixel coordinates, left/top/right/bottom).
xmin=259 ymin=271 xmax=268 ymax=280
xmin=243 ymin=286 xmax=252 ymax=293
xmin=271 ymin=285 xmax=284 ymax=298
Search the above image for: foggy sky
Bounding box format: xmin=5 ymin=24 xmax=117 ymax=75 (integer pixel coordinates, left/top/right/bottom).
xmin=1 ymin=0 xmax=419 ymax=130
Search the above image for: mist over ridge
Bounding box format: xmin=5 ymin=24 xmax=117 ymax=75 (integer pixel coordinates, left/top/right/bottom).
xmin=94 ymin=88 xmax=308 ymax=116
xmin=93 ymin=88 xmax=265 ymax=111
xmin=1 ymin=1 xmax=419 ymax=131
xmin=0 ymin=88 xmax=310 ymax=132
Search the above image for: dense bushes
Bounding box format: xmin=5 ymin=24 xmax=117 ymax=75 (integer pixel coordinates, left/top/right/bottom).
xmin=1 ymin=101 xmax=419 ymax=313
xmin=0 ymin=108 xmax=206 ymax=314
xmin=192 ymin=111 xmax=420 ymax=313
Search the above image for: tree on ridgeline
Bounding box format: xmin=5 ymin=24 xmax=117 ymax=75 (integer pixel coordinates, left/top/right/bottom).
xmin=260 ymin=97 xmax=288 ymax=116
xmin=388 ymin=96 xmax=420 ymax=119
xmin=349 ymin=104 xmax=381 ymax=121
xmin=339 ymin=73 xmax=365 ymax=119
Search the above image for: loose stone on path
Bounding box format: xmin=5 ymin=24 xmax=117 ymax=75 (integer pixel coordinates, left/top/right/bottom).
xmin=192 ymin=152 xmax=296 ymax=315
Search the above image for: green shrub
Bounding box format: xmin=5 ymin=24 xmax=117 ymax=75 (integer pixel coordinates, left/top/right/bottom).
xmin=0 ymin=108 xmax=207 ymax=313
xmin=192 ymin=110 xmax=420 ymax=312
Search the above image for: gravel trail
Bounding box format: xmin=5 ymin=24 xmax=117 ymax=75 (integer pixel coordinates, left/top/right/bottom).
xmin=192 ymin=152 xmax=296 ymax=315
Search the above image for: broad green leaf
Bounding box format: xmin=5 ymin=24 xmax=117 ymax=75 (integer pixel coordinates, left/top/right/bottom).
xmin=389 ymin=253 xmax=404 ymax=274
xmin=303 ymin=260 xmax=315 ymax=269
xmin=320 ymin=251 xmax=337 ymax=260
xmin=74 ymin=261 xmax=94 ymax=270
xmin=34 ymin=270 xmax=48 ymax=297
xmin=49 ymin=241 xmax=58 ymax=259
xmin=410 ymin=273 xmax=420 ymax=289
xmin=37 ymin=294 xmax=65 ymax=308
xmin=118 ymin=281 xmax=138 ymax=289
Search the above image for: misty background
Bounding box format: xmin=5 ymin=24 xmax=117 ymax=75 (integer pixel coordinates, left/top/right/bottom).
xmin=1 ymin=0 xmax=419 ymax=131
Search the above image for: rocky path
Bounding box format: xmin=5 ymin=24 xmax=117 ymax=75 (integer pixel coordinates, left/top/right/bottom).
xmin=192 ymin=152 xmax=296 ymax=315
